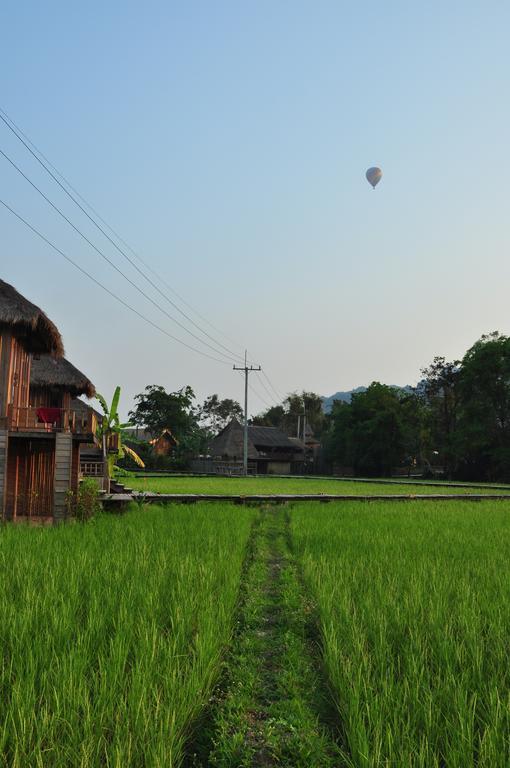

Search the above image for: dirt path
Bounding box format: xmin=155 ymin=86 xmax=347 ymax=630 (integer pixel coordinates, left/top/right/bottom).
xmin=189 ymin=506 xmax=344 ymax=767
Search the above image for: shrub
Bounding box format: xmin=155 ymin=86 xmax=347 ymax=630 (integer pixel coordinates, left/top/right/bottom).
xmin=66 ymin=479 xmax=101 ymax=521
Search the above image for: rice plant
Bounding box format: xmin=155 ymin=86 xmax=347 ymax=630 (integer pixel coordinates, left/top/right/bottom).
xmin=126 ymin=474 xmax=510 ymax=496
xmin=291 ymin=501 xmax=510 ymax=767
xmin=0 ymin=504 xmax=253 ymax=767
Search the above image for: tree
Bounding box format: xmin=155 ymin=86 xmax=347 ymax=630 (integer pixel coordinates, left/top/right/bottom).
xmin=250 ymin=404 xmax=286 ymax=428
xmin=251 ymin=391 xmax=327 ymax=437
xmin=199 ymin=394 xmax=243 ymax=432
xmin=96 ymin=387 xmax=145 ymax=489
xmin=456 ymin=332 xmax=510 ymax=480
xmin=421 ymin=357 xmax=460 ymax=476
xmin=323 ymin=383 xmax=424 ymax=477
xmin=128 ymin=385 xmax=196 ymax=439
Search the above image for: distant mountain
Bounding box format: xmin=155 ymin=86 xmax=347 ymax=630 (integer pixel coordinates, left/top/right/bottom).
xmin=322 ymin=385 xmax=414 ymax=413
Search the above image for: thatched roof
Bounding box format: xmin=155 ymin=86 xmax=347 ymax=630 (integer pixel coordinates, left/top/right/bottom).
xmin=71 ymin=397 xmax=102 ymax=420
xmin=0 ymin=279 xmax=64 ymax=355
xmin=31 ymin=356 xmax=95 ymax=398
xmin=210 ymin=419 xmax=259 ymax=460
xmin=124 ymin=427 xmax=179 ymax=447
xmin=209 ymin=419 xmax=303 ymax=460
xmin=248 ymin=425 xmax=304 ymax=451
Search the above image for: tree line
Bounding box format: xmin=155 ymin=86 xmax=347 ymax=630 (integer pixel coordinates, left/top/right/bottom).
xmin=121 ymin=332 xmax=510 ymax=481
xmin=324 ymin=332 xmax=510 ymax=481
xmin=251 ymin=332 xmax=510 ymax=482
xmin=124 ymin=386 xmax=243 ymax=469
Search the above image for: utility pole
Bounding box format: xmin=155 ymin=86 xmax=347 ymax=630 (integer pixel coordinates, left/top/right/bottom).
xmin=302 ymin=400 xmax=306 ymax=471
xmin=233 ymin=351 xmax=261 ymax=475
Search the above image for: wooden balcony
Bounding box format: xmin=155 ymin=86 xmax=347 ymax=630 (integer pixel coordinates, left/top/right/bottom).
xmin=7 ymin=405 xmax=97 ymax=437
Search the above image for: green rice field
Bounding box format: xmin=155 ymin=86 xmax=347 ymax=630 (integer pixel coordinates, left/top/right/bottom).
xmin=2 ymin=499 xmax=510 ymax=766
xmin=0 ymin=505 xmax=253 ymax=767
xmin=292 ymin=501 xmax=510 ymax=766
xmin=125 ymin=472 xmax=510 ymax=496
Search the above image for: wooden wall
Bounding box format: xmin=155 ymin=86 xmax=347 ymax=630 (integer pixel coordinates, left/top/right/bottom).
xmin=53 ymin=433 xmax=73 ymax=521
xmin=0 ymin=332 xmax=31 ymax=418
xmin=4 ymin=438 xmax=55 ymax=518
xmin=0 ymin=430 xmax=7 ymax=517
xmin=30 ymin=388 xmax=70 ymax=409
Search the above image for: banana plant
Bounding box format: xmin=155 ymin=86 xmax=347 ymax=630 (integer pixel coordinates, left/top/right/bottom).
xmin=96 ymin=387 xmax=145 ymax=490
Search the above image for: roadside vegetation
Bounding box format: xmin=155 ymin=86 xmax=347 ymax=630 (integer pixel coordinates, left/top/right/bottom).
xmin=125 ymin=473 xmax=510 ymax=496
xmin=0 ymin=505 xmax=253 ymax=767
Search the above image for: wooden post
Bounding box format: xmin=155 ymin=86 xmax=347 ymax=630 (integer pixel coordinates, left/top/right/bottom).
xmin=0 ymin=430 xmax=7 ymax=520
xmin=103 ymin=434 xmax=110 ymax=494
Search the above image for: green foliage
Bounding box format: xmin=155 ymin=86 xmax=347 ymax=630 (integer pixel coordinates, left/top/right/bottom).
xmin=321 ymin=332 xmax=510 ymax=482
xmin=201 ymin=508 xmax=341 ymax=766
xmin=126 ymin=473 xmax=507 ymax=496
xmin=421 ymin=332 xmax=510 ymax=481
xmin=126 ymin=385 xmax=241 ymax=470
xmin=199 ymin=394 xmax=243 ymax=431
xmin=0 ymin=504 xmax=253 ymax=766
xmin=251 ymin=391 xmax=327 ymax=438
xmin=292 ymin=501 xmax=510 ymax=766
xmin=323 ymin=383 xmax=425 ymax=476
xmin=456 ymin=332 xmax=510 ymax=479
xmin=65 ymin=479 xmax=101 ymax=521
xmin=96 ymin=386 xmax=144 ymax=478
xmin=128 ymin=384 xmax=196 ymax=439
xmin=76 ymin=479 xmax=101 ymax=521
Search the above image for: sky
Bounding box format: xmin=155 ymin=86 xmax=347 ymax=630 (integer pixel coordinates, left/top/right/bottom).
xmin=1 ymin=1 xmax=510 ymax=417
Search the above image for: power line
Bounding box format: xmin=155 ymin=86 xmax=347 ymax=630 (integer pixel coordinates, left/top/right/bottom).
xmin=0 ymin=197 xmax=232 ymax=366
xmin=261 ymin=370 xmax=285 ymax=402
xmin=257 ymin=375 xmax=281 ymax=406
xmin=0 ymin=107 xmax=288 ymax=399
xmin=0 ymin=145 xmax=241 ymax=366
xmin=0 ymin=107 xmax=250 ymax=363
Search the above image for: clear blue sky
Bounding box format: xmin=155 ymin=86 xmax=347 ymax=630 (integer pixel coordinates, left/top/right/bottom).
xmin=2 ymin=1 xmax=509 ymax=417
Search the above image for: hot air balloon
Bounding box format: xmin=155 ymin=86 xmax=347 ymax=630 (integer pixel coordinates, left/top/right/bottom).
xmin=366 ymin=167 xmax=382 ymax=189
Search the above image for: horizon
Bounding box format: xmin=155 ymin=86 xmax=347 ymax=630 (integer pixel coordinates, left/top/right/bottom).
xmin=2 ymin=2 xmax=509 ymax=418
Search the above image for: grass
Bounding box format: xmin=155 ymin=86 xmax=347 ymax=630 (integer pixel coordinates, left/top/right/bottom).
xmin=192 ymin=506 xmax=341 ymax=767
xmin=291 ymin=500 xmax=510 ymax=767
xmin=124 ymin=474 xmax=510 ymax=496
xmin=0 ymin=504 xmax=253 ymax=767
xmin=4 ymin=499 xmax=510 ymax=765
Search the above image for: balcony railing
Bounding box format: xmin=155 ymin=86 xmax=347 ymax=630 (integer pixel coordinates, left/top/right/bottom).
xmin=80 ymin=460 xmax=104 ymax=477
xmin=7 ymin=405 xmax=97 ymax=436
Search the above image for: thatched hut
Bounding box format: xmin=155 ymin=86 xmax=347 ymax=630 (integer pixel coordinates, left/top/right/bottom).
xmin=208 ymin=418 xmax=304 ymax=475
xmin=0 ymin=280 xmax=96 ymax=521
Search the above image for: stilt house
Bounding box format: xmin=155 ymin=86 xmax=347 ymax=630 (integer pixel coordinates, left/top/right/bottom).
xmin=0 ymin=280 xmax=97 ymax=521
xmin=208 ymin=418 xmax=304 ymax=475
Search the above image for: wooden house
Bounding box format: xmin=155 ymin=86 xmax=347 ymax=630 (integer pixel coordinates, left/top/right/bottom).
xmin=125 ymin=426 xmax=178 ymax=457
xmin=208 ymin=418 xmax=304 ymax=475
xmin=0 ymin=280 xmax=96 ymax=521
xmin=151 ymin=429 xmax=178 ymax=456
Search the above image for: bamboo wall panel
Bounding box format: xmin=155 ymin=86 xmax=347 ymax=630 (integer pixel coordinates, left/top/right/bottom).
xmin=4 ymin=438 xmax=55 ymax=518
xmin=9 ymin=338 xmax=31 ymax=410
xmin=0 ymin=333 xmax=11 ymax=418
xmin=30 ymin=388 xmax=67 ymax=409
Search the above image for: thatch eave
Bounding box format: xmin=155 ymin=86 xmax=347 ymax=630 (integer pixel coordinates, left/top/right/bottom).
xmin=30 ymin=356 xmax=96 ymax=398
xmin=0 ymin=280 xmax=64 ymax=355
